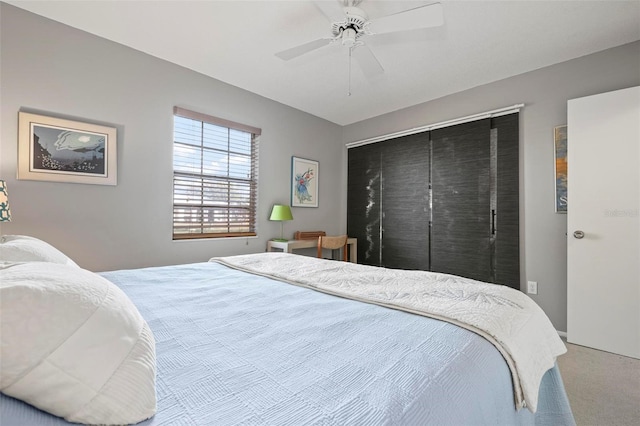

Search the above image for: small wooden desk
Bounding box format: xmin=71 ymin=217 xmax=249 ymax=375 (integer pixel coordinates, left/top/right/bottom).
xmin=266 ymin=238 xmax=358 ymax=264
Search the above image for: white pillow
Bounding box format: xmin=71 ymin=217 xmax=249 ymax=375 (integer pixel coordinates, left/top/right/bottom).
xmin=0 ymin=235 xmax=79 ymax=266
xmin=0 ymin=262 xmax=157 ymax=425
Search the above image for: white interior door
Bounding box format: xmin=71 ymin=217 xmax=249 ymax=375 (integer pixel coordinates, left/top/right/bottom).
xmin=567 ymin=86 xmax=640 ymax=359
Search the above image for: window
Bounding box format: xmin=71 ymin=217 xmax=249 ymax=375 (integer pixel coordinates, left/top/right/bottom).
xmin=172 ymin=107 xmax=260 ymax=239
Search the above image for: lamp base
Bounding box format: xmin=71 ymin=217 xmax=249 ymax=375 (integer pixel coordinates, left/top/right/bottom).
xmin=271 ymin=238 xmax=289 ymax=242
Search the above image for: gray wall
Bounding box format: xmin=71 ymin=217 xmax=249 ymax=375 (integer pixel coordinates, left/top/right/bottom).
xmin=343 ymin=41 xmax=640 ymax=332
xmin=0 ymin=4 xmax=345 ymax=271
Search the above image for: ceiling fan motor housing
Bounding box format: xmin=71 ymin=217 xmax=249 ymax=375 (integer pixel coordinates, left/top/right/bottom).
xmin=332 ymin=6 xmax=368 ymax=46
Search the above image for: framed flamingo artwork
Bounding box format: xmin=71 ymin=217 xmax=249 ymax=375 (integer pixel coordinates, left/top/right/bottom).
xmin=291 ymin=156 xmax=318 ymax=208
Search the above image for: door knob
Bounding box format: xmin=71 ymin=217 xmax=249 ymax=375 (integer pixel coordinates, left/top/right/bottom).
xmin=573 ymin=230 xmax=585 ymax=239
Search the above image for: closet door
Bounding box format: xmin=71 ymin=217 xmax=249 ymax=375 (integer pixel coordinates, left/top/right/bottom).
xmin=380 ymin=133 xmax=430 ymax=270
xmin=492 ymin=114 xmax=520 ymax=288
xmin=347 ymin=143 xmax=382 ymax=266
xmin=431 ymin=119 xmax=492 ymax=282
xmin=348 ymin=114 xmax=519 ymax=285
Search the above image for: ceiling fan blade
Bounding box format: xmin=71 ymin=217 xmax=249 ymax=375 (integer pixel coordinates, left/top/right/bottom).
xmin=275 ymin=38 xmax=332 ymax=61
xmin=368 ymin=2 xmax=443 ymax=35
xmin=313 ymin=0 xmax=345 ymax=23
xmin=352 ymin=44 xmax=384 ymax=78
xmin=363 ymin=1 xmax=432 ymax=20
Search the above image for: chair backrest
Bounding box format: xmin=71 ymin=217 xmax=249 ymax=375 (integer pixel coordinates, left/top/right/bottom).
xmin=317 ymin=235 xmax=348 ymax=261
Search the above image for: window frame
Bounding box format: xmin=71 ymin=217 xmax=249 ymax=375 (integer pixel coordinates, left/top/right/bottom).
xmin=172 ymin=107 xmax=260 ymax=240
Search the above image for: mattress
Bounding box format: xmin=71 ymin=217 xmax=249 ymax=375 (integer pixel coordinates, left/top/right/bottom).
xmin=0 ymin=259 xmax=575 ymax=425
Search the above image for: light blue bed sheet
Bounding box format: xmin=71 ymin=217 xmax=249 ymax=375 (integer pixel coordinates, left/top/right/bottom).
xmin=1 ymin=262 xmax=575 ymax=425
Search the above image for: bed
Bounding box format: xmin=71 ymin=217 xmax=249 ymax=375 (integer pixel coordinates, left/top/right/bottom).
xmin=0 ymin=236 xmax=575 ymax=425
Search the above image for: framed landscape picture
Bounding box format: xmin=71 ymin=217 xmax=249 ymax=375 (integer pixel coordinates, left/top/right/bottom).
xmin=291 ymin=156 xmax=318 ymax=208
xmin=18 ymin=111 xmax=117 ymax=185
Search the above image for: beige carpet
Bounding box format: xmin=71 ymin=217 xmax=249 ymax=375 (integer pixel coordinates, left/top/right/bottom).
xmin=557 ymin=340 xmax=640 ymax=425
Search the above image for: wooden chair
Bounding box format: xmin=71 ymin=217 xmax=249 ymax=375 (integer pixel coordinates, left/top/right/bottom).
xmin=317 ymin=235 xmax=348 ymax=261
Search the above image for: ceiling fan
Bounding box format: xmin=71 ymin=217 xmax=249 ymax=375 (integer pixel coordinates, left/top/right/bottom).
xmin=275 ymin=1 xmax=444 ymax=80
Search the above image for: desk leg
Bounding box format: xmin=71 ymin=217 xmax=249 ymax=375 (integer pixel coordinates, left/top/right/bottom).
xmin=350 ymin=242 xmax=357 ymax=264
xmin=266 ymin=241 xmax=286 ymax=253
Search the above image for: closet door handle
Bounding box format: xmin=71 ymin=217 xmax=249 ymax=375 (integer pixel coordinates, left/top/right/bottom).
xmin=491 ymin=209 xmax=497 ymax=235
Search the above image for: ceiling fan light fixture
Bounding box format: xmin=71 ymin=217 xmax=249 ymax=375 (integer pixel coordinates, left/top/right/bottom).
xmin=342 ymin=27 xmax=357 ymax=46
xmin=332 ymin=6 xmax=368 ymax=39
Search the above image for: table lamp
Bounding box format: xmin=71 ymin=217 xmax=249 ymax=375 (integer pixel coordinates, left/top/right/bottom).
xmin=0 ymin=180 xmax=11 ymax=222
xmin=269 ymin=204 xmax=293 ymax=242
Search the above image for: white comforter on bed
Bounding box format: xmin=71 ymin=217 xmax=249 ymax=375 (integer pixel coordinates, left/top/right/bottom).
xmin=211 ymin=252 xmax=566 ymax=412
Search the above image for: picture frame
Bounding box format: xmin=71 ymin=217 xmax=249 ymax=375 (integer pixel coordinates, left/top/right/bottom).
xmin=18 ymin=111 xmax=117 ymax=185
xmin=554 ymin=125 xmax=567 ymax=213
xmin=291 ymin=156 xmax=318 ymax=208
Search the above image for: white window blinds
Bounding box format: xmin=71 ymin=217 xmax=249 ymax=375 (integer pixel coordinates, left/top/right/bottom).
xmin=172 ymin=107 xmax=259 ymax=239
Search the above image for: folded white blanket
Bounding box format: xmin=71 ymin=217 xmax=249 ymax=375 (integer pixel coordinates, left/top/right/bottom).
xmin=1 ymin=262 xmax=156 ymax=425
xmin=211 ymin=252 xmax=566 ymax=412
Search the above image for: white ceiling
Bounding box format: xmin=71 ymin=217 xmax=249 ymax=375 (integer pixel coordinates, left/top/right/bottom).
xmin=7 ymin=0 xmax=640 ymax=126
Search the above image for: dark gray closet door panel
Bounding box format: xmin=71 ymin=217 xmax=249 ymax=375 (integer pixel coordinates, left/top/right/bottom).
xmin=381 ymin=134 xmax=430 ymax=270
xmin=493 ymin=114 xmax=520 ymax=289
xmin=431 ymin=119 xmax=492 ymax=282
xmin=347 ymin=143 xmax=382 ymax=266
xmin=348 ymin=113 xmax=519 ymax=286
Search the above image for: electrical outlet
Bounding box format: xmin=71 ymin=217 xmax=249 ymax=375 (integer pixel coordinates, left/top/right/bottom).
xmin=527 ymin=281 xmax=538 ymax=295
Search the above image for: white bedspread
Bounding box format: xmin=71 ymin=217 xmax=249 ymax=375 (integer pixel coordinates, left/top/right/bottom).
xmin=211 ymin=252 xmax=566 ymax=412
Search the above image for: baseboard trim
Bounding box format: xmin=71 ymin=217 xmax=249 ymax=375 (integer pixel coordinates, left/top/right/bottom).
xmin=557 ymin=330 xmax=567 ymax=338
